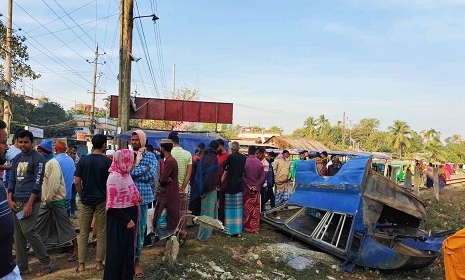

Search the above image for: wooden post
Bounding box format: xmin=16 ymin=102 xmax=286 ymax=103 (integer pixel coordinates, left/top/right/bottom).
xmin=433 ymin=167 xmax=439 ymax=202
xmin=391 ymin=166 xmax=398 ymax=184
xmin=414 ymin=165 xmax=420 ymax=196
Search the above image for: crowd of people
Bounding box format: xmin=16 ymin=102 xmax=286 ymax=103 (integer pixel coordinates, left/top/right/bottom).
xmin=0 ymin=124 xmax=343 ymax=279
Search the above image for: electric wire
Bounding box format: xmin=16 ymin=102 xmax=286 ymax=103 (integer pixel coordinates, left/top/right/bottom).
xmin=134 ymin=0 xmax=159 ymax=97
xmin=42 ymin=0 xmax=94 ymax=51
xmin=27 ymin=0 xmax=96 ymax=33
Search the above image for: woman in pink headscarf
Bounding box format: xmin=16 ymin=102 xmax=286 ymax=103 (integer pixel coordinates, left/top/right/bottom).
xmin=104 ymin=149 xmax=140 ymax=280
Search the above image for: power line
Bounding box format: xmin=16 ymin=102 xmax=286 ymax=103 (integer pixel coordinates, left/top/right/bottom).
xmin=15 ymin=3 xmax=90 ymax=62
xmin=42 ymin=0 xmax=94 ymax=51
xmin=27 ymin=0 xmax=96 ymax=33
xmin=150 ymin=0 xmax=167 ymax=93
xmin=134 ymin=0 xmax=159 ymax=97
xmin=29 ymin=12 xmax=118 ymax=39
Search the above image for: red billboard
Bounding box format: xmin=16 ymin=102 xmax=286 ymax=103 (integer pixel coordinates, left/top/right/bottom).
xmin=109 ymin=96 xmax=233 ymax=124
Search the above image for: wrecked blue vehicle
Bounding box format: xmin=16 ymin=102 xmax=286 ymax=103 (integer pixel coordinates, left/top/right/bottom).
xmin=261 ymin=156 xmax=448 ymax=271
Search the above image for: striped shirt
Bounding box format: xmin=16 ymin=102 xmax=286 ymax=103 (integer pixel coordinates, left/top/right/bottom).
xmin=0 ymin=181 xmax=11 ymax=219
xmin=171 ymin=147 xmax=192 ymax=193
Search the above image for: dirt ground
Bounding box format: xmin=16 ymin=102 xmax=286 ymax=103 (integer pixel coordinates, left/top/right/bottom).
xmin=20 ymin=176 xmax=465 ymax=280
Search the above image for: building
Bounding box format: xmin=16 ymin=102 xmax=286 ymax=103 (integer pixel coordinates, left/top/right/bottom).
xmin=73 ymin=115 xmax=117 ymax=140
xmin=263 ymin=136 xmax=329 ymax=151
xmin=236 ymin=127 xmax=280 ymax=143
xmin=23 ymin=95 xmax=45 ymax=108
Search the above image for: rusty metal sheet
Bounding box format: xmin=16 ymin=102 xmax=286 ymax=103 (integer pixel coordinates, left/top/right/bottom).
xmin=363 ymin=171 xmax=426 ymax=220
xmin=109 ymin=96 xmax=233 ymax=124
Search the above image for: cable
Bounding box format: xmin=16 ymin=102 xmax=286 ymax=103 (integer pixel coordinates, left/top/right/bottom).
xmin=134 ymin=0 xmax=160 ymax=97
xmin=29 ymin=12 xmax=118 ymax=39
xmin=44 ymin=0 xmax=94 ymax=51
xmin=15 ymin=3 xmax=89 ymax=61
xmin=27 ymin=0 xmax=96 ymax=33
xmin=150 ymin=0 xmax=167 ymax=93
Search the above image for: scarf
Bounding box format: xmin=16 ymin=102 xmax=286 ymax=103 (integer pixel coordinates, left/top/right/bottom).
xmin=133 ymin=129 xmax=147 ymax=166
xmin=106 ymin=149 xmax=140 ymax=211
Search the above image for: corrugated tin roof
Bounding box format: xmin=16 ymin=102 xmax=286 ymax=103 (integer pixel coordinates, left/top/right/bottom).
xmin=263 ymin=136 xmax=329 ymax=151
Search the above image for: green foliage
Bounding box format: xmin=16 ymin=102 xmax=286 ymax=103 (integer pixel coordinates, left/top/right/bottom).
xmin=268 ymin=125 xmax=283 ymax=134
xmin=388 ymin=120 xmax=411 ymax=157
xmin=0 ymin=21 xmax=40 ymax=84
xmin=28 ymin=102 xmax=76 ymax=138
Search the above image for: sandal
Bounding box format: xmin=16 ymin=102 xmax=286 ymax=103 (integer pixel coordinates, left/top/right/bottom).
xmin=36 ymin=263 xmax=55 ymax=277
xmin=75 ymin=266 xmax=85 ymax=273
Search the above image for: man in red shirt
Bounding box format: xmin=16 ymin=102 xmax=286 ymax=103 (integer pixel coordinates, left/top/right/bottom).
xmin=216 ymin=139 xmax=229 ymax=224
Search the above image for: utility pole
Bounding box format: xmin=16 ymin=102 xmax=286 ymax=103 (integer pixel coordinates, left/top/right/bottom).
xmin=90 ymin=44 xmax=99 ymax=136
xmin=342 ymin=112 xmax=346 ymax=145
xmin=118 ymin=0 xmax=134 ymax=149
xmin=172 ymin=63 xmax=176 ymax=98
xmin=3 ymin=0 xmax=13 ymax=133
xmin=87 ymin=43 xmax=105 ymax=136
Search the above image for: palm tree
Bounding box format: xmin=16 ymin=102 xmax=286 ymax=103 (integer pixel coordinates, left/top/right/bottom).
xmin=387 ymin=120 xmax=411 ymax=157
xmin=304 ymin=116 xmax=318 ymax=139
xmin=316 ymin=114 xmax=330 ymax=138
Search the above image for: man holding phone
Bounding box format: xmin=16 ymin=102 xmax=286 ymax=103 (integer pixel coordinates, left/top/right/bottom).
xmin=7 ymin=130 xmax=54 ymax=276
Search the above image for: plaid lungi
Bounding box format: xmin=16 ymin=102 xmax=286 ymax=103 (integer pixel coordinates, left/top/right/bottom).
xmin=225 ymin=193 xmax=242 ymax=235
xmin=275 ymin=188 xmax=289 ymax=205
xmin=197 ymin=190 xmax=218 ymax=241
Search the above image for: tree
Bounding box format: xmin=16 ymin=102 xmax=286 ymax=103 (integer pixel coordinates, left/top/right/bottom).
xmin=303 ymin=116 xmax=318 ymax=139
xmin=268 ymin=126 xmax=283 ymax=134
xmin=351 ymin=118 xmax=380 ymax=150
xmin=142 ymin=86 xmax=200 ymax=130
xmin=28 ymin=102 xmax=76 ymax=137
xmin=387 ymin=120 xmax=411 ymax=157
xmin=0 ymin=21 xmax=40 ymax=84
xmin=9 ymin=94 xmax=35 ymax=132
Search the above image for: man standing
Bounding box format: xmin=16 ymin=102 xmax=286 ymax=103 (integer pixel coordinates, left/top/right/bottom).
xmin=168 ymin=132 xmax=191 ymax=236
xmin=196 ymin=140 xmax=220 ymax=241
xmin=0 ymin=120 xmax=21 ymax=279
xmin=35 ymin=141 xmax=78 ymax=261
xmin=243 ymin=146 xmax=267 ymax=233
xmin=257 ymin=149 xmax=279 ymax=218
xmin=55 ymin=141 xmax=76 ymax=218
xmin=75 ymin=134 xmax=112 ymax=273
xmin=222 ymin=141 xmax=246 ymax=237
xmin=216 ymin=138 xmax=228 ymax=223
xmin=274 ymin=150 xmax=292 ymax=204
xmin=8 ymin=130 xmax=54 ymax=276
xmin=130 ymin=130 xmax=156 ymax=278
xmin=152 ymin=139 xmax=180 ymax=239
xmin=66 ymin=146 xmax=79 ymax=218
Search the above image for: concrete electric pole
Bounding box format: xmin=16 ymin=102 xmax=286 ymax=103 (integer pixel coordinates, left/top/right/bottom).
xmin=87 ymin=43 xmax=105 ymax=136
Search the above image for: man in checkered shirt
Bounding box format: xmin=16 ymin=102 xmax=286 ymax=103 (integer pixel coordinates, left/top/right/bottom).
xmin=130 ymin=130 xmax=156 ymax=278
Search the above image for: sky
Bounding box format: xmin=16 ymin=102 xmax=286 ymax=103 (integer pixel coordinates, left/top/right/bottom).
xmin=1 ymin=0 xmax=465 ymax=139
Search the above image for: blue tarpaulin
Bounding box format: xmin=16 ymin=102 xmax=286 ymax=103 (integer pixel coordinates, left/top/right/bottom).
xmin=118 ymin=129 xmax=228 ymax=156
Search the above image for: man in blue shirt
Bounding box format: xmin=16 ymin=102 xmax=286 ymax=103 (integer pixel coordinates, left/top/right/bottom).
xmin=130 ymin=130 xmax=156 ymax=278
xmin=54 ymin=140 xmax=78 ymax=261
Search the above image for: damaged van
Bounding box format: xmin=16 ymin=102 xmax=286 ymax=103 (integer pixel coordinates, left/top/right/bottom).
xmin=261 ymin=156 xmax=450 ymax=271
